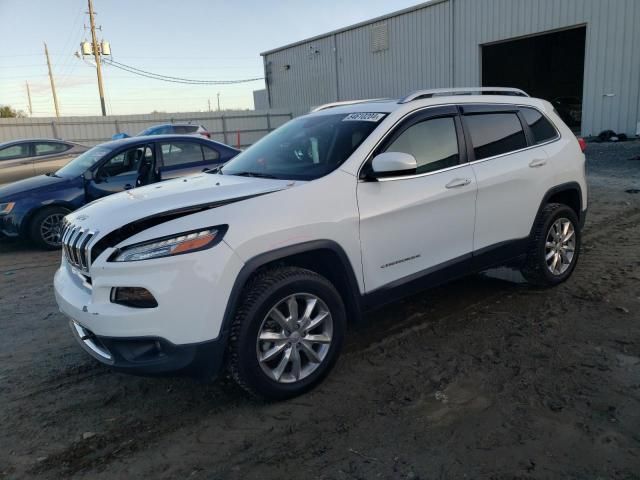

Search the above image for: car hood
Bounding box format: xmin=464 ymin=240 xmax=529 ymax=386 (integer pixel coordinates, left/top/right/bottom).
xmin=66 ymin=173 xmax=297 ymax=235
xmin=0 ymin=174 xmax=70 ymax=200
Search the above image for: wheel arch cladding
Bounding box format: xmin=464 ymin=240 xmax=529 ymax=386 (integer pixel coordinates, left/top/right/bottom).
xmin=222 ymin=241 xmax=363 ymax=338
xmin=535 ymin=182 xmax=584 ymax=231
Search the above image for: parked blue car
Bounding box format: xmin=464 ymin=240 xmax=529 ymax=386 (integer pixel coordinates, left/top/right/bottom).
xmin=0 ymin=135 xmax=239 ymax=249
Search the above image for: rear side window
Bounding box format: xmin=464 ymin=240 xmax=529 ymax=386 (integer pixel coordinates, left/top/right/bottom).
xmin=161 ymin=141 xmax=204 ymax=166
xmin=465 ymin=113 xmax=527 ymax=160
xmin=0 ymin=144 xmax=29 ymax=160
xmin=385 ymin=117 xmax=459 ymax=174
xmin=35 ymin=142 xmax=70 ymax=155
xmin=521 ymin=107 xmax=558 ymax=144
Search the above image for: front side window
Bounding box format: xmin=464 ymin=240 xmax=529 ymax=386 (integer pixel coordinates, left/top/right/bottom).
xmin=521 ymin=107 xmax=558 ymax=144
xmin=221 ymin=113 xmax=385 ymax=180
xmin=35 ymin=142 xmax=70 ymax=155
xmin=97 ymin=145 xmax=151 ymax=179
xmin=0 ymin=143 xmax=29 ymax=160
xmin=161 ymin=141 xmax=204 ymax=166
xmin=465 ymin=113 xmax=527 ymax=160
xmin=385 ymin=117 xmax=459 ymax=174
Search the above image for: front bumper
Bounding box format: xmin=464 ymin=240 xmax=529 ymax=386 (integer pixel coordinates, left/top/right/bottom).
xmin=54 ymin=240 xmax=244 ymax=375
xmin=69 ymin=320 xmax=226 ymax=377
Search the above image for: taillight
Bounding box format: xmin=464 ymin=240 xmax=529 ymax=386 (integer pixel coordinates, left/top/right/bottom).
xmin=201 ymin=132 xmax=211 ymax=138
xmin=577 ymin=137 xmax=586 ymax=152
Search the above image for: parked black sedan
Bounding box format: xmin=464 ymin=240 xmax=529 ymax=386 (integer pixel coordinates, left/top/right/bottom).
xmin=0 ymin=135 xmax=239 ymax=249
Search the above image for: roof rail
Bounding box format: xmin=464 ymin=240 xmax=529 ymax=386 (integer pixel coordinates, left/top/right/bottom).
xmin=398 ymin=87 xmax=529 ymax=104
xmin=310 ymin=98 xmax=389 ymax=112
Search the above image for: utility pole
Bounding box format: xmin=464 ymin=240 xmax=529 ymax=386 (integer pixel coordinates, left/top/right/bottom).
xmin=44 ymin=43 xmax=60 ymax=118
xmin=216 ymin=92 xmax=221 ymax=111
xmin=87 ymin=0 xmax=107 ymax=116
xmin=208 ymin=98 xmax=211 ymax=112
xmin=25 ymin=81 xmax=33 ymax=116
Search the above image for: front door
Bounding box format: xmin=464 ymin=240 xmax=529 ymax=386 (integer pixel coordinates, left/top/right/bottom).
xmin=0 ymin=142 xmax=34 ymax=185
xmin=86 ymin=143 xmax=155 ymax=200
xmin=357 ymin=106 xmax=477 ymax=293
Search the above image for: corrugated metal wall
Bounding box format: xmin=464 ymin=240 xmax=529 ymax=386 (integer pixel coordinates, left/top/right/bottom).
xmin=263 ymin=0 xmax=640 ymax=136
xmin=0 ymin=110 xmax=292 ymax=147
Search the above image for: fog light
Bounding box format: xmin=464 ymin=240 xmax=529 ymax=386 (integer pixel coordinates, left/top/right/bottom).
xmin=111 ymin=287 xmax=158 ymax=308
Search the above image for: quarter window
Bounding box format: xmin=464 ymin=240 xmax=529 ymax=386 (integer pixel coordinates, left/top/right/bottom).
xmin=465 ymin=113 xmax=527 ymax=160
xmin=202 ymin=145 xmax=220 ymax=162
xmin=385 ymin=117 xmax=459 ymax=174
xmin=521 ymin=107 xmax=558 ymax=144
xmin=161 ymin=141 xmax=204 ymax=166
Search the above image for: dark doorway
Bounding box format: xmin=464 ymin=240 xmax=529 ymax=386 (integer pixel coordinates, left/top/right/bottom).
xmin=482 ymin=26 xmax=586 ymax=130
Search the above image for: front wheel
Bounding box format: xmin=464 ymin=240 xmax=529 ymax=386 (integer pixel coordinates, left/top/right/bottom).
xmin=521 ymin=203 xmax=581 ymax=287
xmin=228 ymin=267 xmax=346 ymax=400
xmin=29 ymin=206 xmax=69 ymax=250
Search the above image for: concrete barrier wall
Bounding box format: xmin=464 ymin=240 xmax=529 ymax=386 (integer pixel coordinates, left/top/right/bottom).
xmin=0 ymin=110 xmax=293 ymax=148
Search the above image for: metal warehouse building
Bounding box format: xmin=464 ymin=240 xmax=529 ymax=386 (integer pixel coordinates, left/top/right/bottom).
xmin=260 ymin=0 xmax=640 ymax=136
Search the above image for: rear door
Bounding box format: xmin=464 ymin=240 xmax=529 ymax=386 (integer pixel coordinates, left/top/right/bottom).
xmin=462 ymin=104 xmax=555 ymax=261
xmin=0 ymin=142 xmax=35 ymax=184
xmin=157 ymin=139 xmax=213 ymax=179
xmin=357 ymin=106 xmax=477 ymax=293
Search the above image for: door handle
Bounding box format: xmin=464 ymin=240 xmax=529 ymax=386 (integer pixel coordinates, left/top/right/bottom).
xmin=529 ymin=159 xmax=547 ymax=168
xmin=445 ymin=178 xmax=471 ymax=189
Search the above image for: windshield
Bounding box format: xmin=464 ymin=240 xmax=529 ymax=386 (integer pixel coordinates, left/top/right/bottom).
xmin=55 ymin=145 xmax=112 ymax=177
xmin=220 ymin=113 xmax=386 ymax=181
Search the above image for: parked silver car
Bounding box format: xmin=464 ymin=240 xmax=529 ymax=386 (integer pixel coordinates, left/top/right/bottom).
xmin=0 ymin=139 xmax=88 ymax=186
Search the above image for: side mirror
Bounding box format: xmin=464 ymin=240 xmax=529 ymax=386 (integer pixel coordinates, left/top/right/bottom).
xmin=370 ymin=152 xmax=417 ymax=178
xmin=83 ymin=170 xmax=94 ymax=181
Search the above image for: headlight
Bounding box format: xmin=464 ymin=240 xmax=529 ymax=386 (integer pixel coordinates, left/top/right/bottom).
xmin=111 ymin=226 xmax=227 ymax=262
xmin=0 ymin=202 xmax=15 ymax=215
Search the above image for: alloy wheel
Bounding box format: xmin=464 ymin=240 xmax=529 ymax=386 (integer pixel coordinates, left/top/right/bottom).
xmin=256 ymin=293 xmax=333 ymax=383
xmin=40 ymin=213 xmax=66 ymax=247
xmin=545 ymin=217 xmax=576 ymax=275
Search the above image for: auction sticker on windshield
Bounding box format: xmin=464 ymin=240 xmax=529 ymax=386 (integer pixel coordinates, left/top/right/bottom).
xmin=342 ymin=113 xmax=386 ymax=122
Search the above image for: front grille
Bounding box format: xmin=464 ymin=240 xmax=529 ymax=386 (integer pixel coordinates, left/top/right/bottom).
xmin=61 ymin=220 xmax=99 ymax=273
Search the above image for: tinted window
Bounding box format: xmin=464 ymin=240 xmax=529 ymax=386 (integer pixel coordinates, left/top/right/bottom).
xmin=221 ymin=113 xmax=384 ymax=181
xmin=35 ymin=142 xmax=70 ymax=155
xmin=161 ymin=141 xmax=203 ymax=166
xmin=385 ymin=117 xmax=459 ymax=174
xmin=521 ymin=107 xmax=557 ymax=144
xmin=465 ymin=113 xmax=527 ymax=160
xmin=0 ymin=143 xmax=29 ymax=160
xmin=202 ymin=145 xmax=220 ymax=161
xmin=98 ymin=145 xmax=151 ymax=178
xmin=174 ymin=125 xmax=198 ymax=134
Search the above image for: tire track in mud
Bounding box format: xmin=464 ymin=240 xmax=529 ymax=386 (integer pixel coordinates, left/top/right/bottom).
xmin=25 ymin=205 xmax=640 ymax=479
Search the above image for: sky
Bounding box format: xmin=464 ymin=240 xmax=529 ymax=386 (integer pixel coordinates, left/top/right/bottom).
xmin=0 ymin=0 xmax=422 ymax=117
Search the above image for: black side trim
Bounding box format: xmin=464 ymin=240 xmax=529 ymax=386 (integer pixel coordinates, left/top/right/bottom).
xmin=221 ymin=240 xmax=363 ymax=334
xmin=91 ymin=191 xmax=277 ymax=264
xmin=363 ymin=253 xmax=472 ymax=310
xmin=472 ymin=238 xmax=529 ymax=271
xmin=531 ymin=182 xmax=584 ymax=235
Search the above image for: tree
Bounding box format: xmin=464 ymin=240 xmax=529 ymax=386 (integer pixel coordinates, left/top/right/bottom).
xmin=0 ymin=105 xmax=26 ymax=118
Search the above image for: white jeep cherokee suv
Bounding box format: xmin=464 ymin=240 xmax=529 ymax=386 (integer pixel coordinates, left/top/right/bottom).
xmin=54 ymin=88 xmax=587 ymax=400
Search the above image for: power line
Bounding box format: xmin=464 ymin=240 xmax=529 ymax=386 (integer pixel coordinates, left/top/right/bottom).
xmin=102 ymin=59 xmax=263 ymax=85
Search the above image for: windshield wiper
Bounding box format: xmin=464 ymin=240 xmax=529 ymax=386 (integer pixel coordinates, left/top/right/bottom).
xmin=230 ymin=171 xmax=278 ymax=179
xmin=45 ymin=172 xmax=61 ymax=178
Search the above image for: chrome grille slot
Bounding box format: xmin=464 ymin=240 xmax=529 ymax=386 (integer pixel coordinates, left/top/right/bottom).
xmin=61 ymin=221 xmax=99 ymax=273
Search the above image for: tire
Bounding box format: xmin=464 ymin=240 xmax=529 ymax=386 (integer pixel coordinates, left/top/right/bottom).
xmin=521 ymin=203 xmax=581 ymax=287
xmin=228 ymin=266 xmax=346 ymax=400
xmin=29 ymin=206 xmax=69 ymax=250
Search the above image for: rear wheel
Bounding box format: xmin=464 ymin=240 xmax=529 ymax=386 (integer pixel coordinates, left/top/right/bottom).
xmin=521 ymin=203 xmax=581 ymax=287
xmin=29 ymin=206 xmax=69 ymax=250
xmin=228 ymin=267 xmax=346 ymax=400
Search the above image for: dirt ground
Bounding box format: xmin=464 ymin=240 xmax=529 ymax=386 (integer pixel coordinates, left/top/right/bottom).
xmin=1 ymin=141 xmax=639 ymax=480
